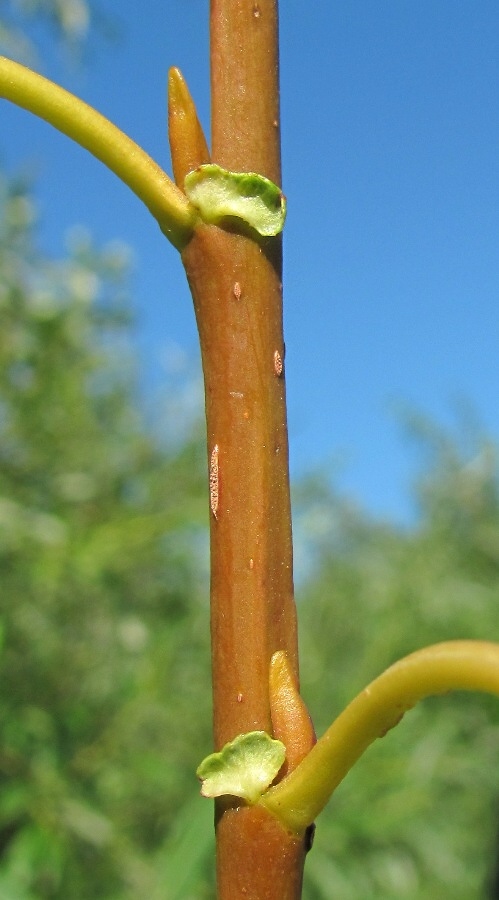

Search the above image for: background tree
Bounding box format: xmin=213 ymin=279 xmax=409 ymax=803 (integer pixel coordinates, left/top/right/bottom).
xmin=0 ymin=7 xmax=214 ymax=895
xmin=0 ymin=0 xmax=89 ymax=64
xmin=296 ymin=422 xmax=499 ymax=899
xmin=0 ymin=172 xmax=215 ymax=898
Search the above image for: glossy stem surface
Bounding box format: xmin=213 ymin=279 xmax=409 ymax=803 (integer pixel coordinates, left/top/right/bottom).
xmin=182 ymin=0 xmax=303 ymax=896
xmin=210 ymin=0 xmax=282 ymax=182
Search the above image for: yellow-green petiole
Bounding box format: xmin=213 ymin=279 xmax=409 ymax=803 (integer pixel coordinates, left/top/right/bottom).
xmin=0 ymin=56 xmax=197 ymax=249
xmin=260 ymin=640 xmax=499 ymax=834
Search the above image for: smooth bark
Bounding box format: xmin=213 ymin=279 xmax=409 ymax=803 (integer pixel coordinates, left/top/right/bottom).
xmin=181 ymin=1 xmax=306 ymax=895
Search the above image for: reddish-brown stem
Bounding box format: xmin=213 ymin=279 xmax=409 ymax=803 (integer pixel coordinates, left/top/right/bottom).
xmin=179 ymin=0 xmax=306 ymax=896
xmin=210 ymin=0 xmax=282 ymax=182
xmin=182 ymin=225 xmax=298 ymax=746
xmin=215 ymin=805 xmax=306 ymax=900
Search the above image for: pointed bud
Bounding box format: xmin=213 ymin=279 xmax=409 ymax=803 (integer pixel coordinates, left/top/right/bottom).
xmin=168 ymin=66 xmax=210 ymax=187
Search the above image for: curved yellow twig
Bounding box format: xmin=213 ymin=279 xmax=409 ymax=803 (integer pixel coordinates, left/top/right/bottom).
xmin=260 ymin=640 xmax=499 ymax=834
xmin=0 ymin=56 xmax=197 ymax=249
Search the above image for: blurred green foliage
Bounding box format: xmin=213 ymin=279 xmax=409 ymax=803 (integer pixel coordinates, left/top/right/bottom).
xmin=4 ymin=4 xmax=499 ymax=897
xmin=0 ymin=175 xmax=214 ymax=898
xmin=296 ymin=427 xmax=499 ymax=899
xmin=0 ymin=0 xmax=93 ymax=61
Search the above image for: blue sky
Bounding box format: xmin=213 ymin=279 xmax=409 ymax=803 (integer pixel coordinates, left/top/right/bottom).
xmin=3 ymin=1 xmax=499 ymax=522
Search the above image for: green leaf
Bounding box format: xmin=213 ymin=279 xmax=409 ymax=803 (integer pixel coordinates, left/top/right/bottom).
xmin=196 ymin=731 xmax=286 ymax=803
xmin=184 ymin=164 xmax=286 ymax=236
